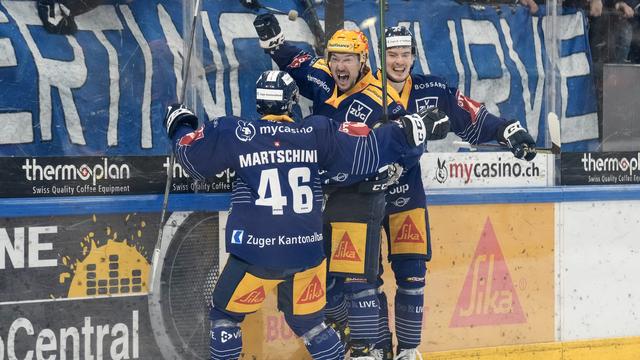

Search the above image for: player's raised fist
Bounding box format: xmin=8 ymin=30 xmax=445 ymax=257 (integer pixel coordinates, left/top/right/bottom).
xmin=253 ymin=13 xmax=283 ymax=51
xmin=164 ymin=103 xmax=198 ymax=138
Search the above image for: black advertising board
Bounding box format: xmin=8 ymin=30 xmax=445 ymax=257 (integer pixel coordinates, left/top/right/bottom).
xmin=0 ymin=212 xmax=220 ymax=359
xmin=560 ymin=152 xmax=640 ymax=185
xmin=0 ymin=156 xmax=233 ymax=198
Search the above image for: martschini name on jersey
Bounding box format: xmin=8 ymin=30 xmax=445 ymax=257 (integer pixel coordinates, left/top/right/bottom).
xmin=239 ymin=149 xmax=318 ymax=168
xmin=259 ymin=125 xmax=314 ymax=136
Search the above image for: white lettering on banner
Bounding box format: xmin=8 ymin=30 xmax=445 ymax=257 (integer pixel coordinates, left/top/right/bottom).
xmin=219 ymin=13 xmax=320 ymax=116
xmin=1 ymin=311 xmax=139 ymax=360
xmin=447 ymin=20 xmax=465 ymax=96
xmin=461 ymin=19 xmax=510 ymax=116
xmin=413 ymin=22 xmax=431 ymax=74
xmin=500 ymin=18 xmax=545 ymax=140
xmin=0 ymin=226 xmax=57 ymax=269
xmin=3 ymin=1 xmax=88 ymax=145
xmin=119 ymin=5 xmax=153 ymax=148
xmin=553 ymin=13 xmax=598 ymax=143
xmin=74 ymin=6 xmax=124 ymax=147
xmin=0 ymin=12 xmax=34 ymax=145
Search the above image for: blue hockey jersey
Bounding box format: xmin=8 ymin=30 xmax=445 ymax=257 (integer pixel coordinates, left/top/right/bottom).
xmin=381 ymin=72 xmax=510 ymax=214
xmin=270 ymin=43 xmax=405 ymax=125
xmin=170 ymin=115 xmax=419 ymax=270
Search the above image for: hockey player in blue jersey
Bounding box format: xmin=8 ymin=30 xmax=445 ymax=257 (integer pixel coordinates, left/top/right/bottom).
xmin=371 ymin=26 xmax=538 ymax=360
xmin=253 ymin=15 xmax=452 ymax=360
xmin=163 ymin=70 xmax=431 ymax=360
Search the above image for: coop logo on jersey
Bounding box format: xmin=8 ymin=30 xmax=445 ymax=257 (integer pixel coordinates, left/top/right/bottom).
xmin=346 ymin=100 xmax=373 ymax=123
xmin=415 ymin=96 xmax=438 ymax=112
xmin=235 ymin=121 xmax=256 ymax=142
xmin=339 ymin=121 xmax=371 ymax=137
xmin=450 ymin=218 xmax=526 ymax=327
xmin=179 ymin=126 xmax=205 ymax=146
xmin=231 ymin=230 xmax=244 ymax=244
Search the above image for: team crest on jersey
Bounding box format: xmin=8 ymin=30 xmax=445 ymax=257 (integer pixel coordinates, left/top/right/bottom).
xmin=415 ymin=96 xmax=438 ymax=112
xmin=235 ymin=121 xmax=256 ymax=142
xmin=288 ymin=53 xmax=312 ymax=68
xmin=178 ymin=126 xmax=204 ymax=146
xmin=339 ymin=121 xmax=371 ymax=137
xmin=346 ymin=100 xmax=373 ymax=123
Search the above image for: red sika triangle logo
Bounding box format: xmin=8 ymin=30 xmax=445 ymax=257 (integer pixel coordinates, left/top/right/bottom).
xmin=395 ymin=216 xmax=424 ymax=243
xmin=450 ymin=218 xmax=526 ymax=327
xmin=332 ymin=232 xmax=361 ymax=262
xmin=297 ymin=276 xmax=325 ymax=304
xmin=234 ymin=286 xmax=266 ymax=305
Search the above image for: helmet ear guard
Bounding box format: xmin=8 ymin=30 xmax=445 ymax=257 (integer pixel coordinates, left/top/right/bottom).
xmin=255 ymin=70 xmax=300 ymax=117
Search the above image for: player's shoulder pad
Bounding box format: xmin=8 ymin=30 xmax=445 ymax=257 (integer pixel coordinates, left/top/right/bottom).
xmin=311 ymin=58 xmax=332 ymax=75
xmin=361 ymin=84 xmax=400 ymax=106
xmin=300 ymin=114 xmax=332 ymax=129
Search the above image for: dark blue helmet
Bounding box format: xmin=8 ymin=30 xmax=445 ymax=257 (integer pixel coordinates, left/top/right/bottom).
xmin=255 ymin=70 xmax=299 ymax=116
xmin=382 ymin=26 xmax=416 ymax=55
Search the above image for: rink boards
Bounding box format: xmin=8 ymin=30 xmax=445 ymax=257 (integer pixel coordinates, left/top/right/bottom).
xmin=1 ymin=186 xmax=640 ymax=359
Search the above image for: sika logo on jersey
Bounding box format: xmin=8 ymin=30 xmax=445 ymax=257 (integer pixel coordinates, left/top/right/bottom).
xmin=395 ymin=216 xmax=424 ymax=243
xmin=332 ymin=232 xmax=361 ymax=261
xmin=346 ymin=100 xmax=373 ymax=123
xmin=450 ymin=218 xmax=526 ymax=327
xmin=297 ymin=275 xmax=324 ymax=304
xmin=235 ymin=121 xmax=256 ymax=142
xmin=234 ymin=286 xmax=267 ymax=305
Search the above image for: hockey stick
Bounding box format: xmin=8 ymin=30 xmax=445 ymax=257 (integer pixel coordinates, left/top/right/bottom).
xmin=379 ymin=0 xmax=388 ymax=122
xmin=149 ymin=0 xmax=201 ymax=295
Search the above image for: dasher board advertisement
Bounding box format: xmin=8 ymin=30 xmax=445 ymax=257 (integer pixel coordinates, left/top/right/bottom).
xmin=560 ymin=152 xmax=640 ymax=185
xmin=421 ymin=152 xmax=554 ymax=188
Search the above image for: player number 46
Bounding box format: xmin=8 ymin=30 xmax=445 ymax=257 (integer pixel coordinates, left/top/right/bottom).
xmin=255 ymin=167 xmax=313 ymax=215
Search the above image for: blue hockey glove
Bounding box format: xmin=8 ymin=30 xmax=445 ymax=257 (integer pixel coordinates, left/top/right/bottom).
xmin=253 ymin=13 xmax=284 ymax=51
xmin=497 ymin=120 xmax=537 ymax=161
xmin=420 ymin=107 xmax=450 ymax=140
xmin=164 ymin=104 xmax=198 ymax=138
xmin=396 ymin=113 xmax=427 ymax=147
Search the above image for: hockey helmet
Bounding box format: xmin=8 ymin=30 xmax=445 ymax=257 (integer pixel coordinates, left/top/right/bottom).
xmin=326 ymin=29 xmax=369 ymax=64
xmin=255 ymin=70 xmax=299 ymax=116
xmin=382 ymin=26 xmax=416 ymax=55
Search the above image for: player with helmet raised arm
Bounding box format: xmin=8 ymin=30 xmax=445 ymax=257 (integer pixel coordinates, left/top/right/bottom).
xmin=163 ymin=70 xmax=431 ymax=360
xmin=253 ymin=14 xmax=451 ymax=360
xmin=371 ymin=26 xmax=538 ymax=360
xmin=254 ymin=14 xmax=447 ymax=360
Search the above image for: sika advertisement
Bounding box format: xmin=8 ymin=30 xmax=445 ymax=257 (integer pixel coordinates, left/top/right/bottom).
xmin=423 ymin=203 xmax=555 ymax=351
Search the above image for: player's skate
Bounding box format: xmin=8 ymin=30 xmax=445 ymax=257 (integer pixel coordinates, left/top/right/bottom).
xmin=350 ymin=342 xmax=376 ymax=360
xmin=394 ymin=348 xmax=423 ymax=360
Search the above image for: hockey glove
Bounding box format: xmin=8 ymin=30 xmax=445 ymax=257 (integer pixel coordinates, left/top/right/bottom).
xmin=497 ymin=120 xmax=537 ymax=161
xmin=419 ymin=107 xmax=450 ymax=140
xmin=396 ymin=113 xmax=427 ymax=147
xmin=253 ymin=13 xmax=284 ymax=51
xmin=164 ymin=104 xmax=199 ymax=138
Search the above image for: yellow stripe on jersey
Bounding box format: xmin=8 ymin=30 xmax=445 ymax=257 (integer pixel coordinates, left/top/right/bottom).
xmin=311 ymin=58 xmax=332 ymax=76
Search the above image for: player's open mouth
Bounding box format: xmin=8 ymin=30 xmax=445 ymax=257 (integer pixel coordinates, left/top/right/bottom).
xmin=337 ymin=74 xmax=349 ymax=82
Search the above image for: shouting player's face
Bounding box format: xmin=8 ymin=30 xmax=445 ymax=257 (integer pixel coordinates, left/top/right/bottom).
xmin=329 ymin=53 xmax=361 ymax=92
xmin=386 ymin=47 xmax=414 ymax=83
